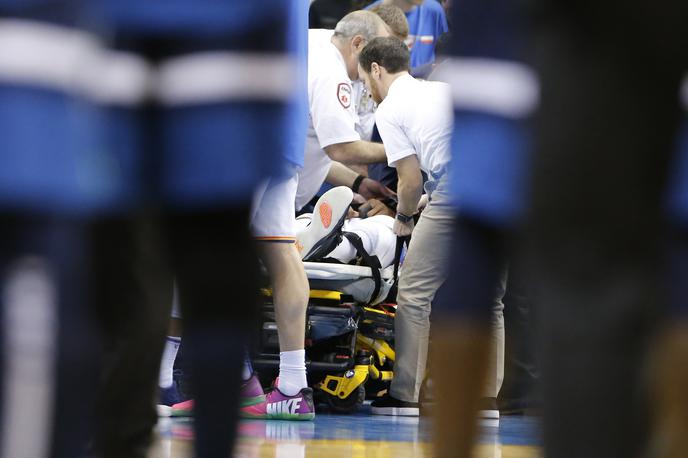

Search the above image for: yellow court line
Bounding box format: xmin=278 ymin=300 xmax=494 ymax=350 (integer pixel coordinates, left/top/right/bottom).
xmin=232 ymin=439 xmax=542 ymax=458
xmin=148 ymin=438 xmax=541 ymax=458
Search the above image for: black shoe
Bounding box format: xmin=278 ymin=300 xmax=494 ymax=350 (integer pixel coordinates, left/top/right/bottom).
xmin=371 ymin=394 xmax=420 ymax=417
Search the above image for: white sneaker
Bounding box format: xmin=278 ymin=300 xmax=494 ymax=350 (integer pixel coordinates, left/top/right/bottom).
xmin=479 ymin=397 xmax=500 ymax=427
xmin=297 ymin=187 xmax=353 ymax=261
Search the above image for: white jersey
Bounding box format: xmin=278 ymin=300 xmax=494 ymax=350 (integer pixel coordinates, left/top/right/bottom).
xmin=296 ymin=29 xmax=361 ymax=210
xmin=375 ymin=74 xmax=453 ymax=179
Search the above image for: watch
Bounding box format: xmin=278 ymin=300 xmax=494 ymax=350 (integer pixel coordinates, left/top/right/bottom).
xmin=352 ymin=175 xmax=366 ymax=193
xmin=395 ymin=212 xmax=413 ymax=224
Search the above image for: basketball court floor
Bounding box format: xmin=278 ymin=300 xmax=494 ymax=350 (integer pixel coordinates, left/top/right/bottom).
xmin=149 ymin=405 xmax=541 ymax=457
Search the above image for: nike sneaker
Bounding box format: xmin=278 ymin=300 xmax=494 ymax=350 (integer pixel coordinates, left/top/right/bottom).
xmin=242 ymin=387 xmax=315 ymax=421
xmin=170 ymin=374 xmax=266 ymax=417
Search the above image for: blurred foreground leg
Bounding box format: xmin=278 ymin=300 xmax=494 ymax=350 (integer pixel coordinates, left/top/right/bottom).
xmin=165 ymin=208 xmax=259 ymax=458
xmin=431 ymin=218 xmax=505 ymax=458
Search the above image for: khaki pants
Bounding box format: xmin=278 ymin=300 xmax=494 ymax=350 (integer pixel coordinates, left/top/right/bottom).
xmin=390 ymin=179 xmax=505 ymax=402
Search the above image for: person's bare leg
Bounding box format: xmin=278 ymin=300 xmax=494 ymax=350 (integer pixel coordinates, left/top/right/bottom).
xmin=652 ymin=324 xmax=688 ymax=458
xmin=167 ymin=318 xmax=183 ymax=338
xmin=430 ymin=218 xmax=505 ymax=457
xmin=259 ymin=242 xmax=310 ymax=395
xmin=432 ymin=323 xmax=490 ymax=458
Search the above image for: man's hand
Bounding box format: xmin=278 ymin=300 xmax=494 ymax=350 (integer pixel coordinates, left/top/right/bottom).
xmin=347 ymin=207 xmax=360 ymax=219
xmin=359 ymin=199 xmax=396 ymax=218
xmin=417 ymin=194 xmax=429 ymax=212
xmin=393 ymin=217 xmax=415 ymax=236
xmin=357 ymin=177 xmax=395 ymax=200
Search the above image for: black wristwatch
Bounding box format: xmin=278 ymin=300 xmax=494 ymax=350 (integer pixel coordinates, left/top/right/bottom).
xmin=352 ymin=175 xmax=366 ymax=193
xmin=395 ymin=212 xmax=413 ymax=224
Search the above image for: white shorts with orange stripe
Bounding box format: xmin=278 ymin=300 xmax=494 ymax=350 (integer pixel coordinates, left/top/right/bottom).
xmin=250 ymin=166 xmax=299 ymax=243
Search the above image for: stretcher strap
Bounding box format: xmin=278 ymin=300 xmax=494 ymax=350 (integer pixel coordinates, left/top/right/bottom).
xmin=393 ymin=236 xmax=411 ymax=282
xmin=342 ymin=231 xmax=382 ymax=302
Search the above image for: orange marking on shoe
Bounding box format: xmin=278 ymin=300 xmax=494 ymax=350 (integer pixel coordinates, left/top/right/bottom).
xmin=320 ymin=202 xmax=333 ymax=228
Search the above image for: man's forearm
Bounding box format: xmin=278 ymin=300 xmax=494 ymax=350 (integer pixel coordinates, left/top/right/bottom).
xmin=325 ymin=140 xmax=386 ymax=165
xmin=325 ymin=161 xmax=358 ymax=188
xmin=397 ymin=178 xmax=423 ymax=217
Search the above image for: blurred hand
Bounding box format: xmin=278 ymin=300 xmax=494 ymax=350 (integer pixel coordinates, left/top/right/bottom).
xmin=417 ymin=194 xmax=429 ymax=212
xmin=352 ymin=193 xmax=366 ymax=205
xmin=359 ymin=199 xmax=395 ymax=218
xmin=347 ymin=207 xmax=360 ymax=219
xmin=393 ymin=218 xmax=415 ymax=236
xmin=357 ymin=177 xmax=395 ymax=200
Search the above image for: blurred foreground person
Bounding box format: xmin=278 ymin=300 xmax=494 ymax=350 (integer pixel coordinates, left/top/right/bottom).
xmin=528 ymin=2 xmax=688 ymax=457
xmin=431 ymin=1 xmax=688 ymax=458
xmin=0 ymin=2 xmax=111 ymax=457
xmin=429 ymin=0 xmax=534 ymax=455
xmin=90 ymin=0 xmax=301 ymax=456
xmin=0 ymin=1 xmax=301 ymax=457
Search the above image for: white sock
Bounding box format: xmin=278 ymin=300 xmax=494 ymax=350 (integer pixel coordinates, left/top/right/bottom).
xmin=278 ymin=349 xmax=307 ymax=396
xmin=159 ymin=336 xmax=181 ymax=388
xmin=242 ymin=352 xmax=254 ymax=382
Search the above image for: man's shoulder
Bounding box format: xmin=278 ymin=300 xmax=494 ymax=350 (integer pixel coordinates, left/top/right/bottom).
xmin=308 ymin=28 xmax=336 ymax=56
xmin=374 ymin=98 xmax=393 ymax=121
xmin=308 ymin=31 xmax=348 ymax=81
xmin=376 ymin=90 xmax=407 ymax=121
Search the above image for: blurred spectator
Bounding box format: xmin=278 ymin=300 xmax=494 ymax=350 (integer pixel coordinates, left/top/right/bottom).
xmin=369 ymin=3 xmax=409 ymax=40
xmin=365 ymin=0 xmax=448 ymax=75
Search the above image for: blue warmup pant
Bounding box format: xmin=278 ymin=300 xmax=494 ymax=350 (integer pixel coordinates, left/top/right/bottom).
xmin=0 ymin=216 xmax=98 ymax=458
xmin=433 ymin=217 xmax=505 ymax=324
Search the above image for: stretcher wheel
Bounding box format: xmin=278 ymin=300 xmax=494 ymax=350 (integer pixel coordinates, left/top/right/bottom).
xmin=324 ymin=384 xmax=366 ymax=414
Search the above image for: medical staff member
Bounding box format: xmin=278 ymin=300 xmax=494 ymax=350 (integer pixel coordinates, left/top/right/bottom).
xmin=296 ymin=10 xmax=392 ymax=211
xmin=354 ymin=4 xmax=409 ymax=142
xmin=366 ymin=0 xmax=448 ymax=74
xmin=358 ymin=37 xmax=506 ymax=418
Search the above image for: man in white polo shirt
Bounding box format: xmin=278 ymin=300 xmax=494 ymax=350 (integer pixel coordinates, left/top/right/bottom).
xmin=358 ymin=36 xmax=505 ymax=418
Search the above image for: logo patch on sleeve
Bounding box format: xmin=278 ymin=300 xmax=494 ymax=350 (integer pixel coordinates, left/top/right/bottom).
xmin=337 ymin=82 xmax=352 ymax=108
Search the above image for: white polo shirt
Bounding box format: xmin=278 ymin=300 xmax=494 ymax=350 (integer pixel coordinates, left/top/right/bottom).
xmin=296 ymin=29 xmax=361 ymax=210
xmin=375 ymin=73 xmax=453 ymax=179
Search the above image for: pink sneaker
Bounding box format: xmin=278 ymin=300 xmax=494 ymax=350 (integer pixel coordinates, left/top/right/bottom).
xmin=242 ymin=387 xmax=315 ymax=421
xmin=171 ymin=374 xmax=266 ymax=417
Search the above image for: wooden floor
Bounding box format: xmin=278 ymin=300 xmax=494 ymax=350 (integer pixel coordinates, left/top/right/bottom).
xmin=149 ymin=407 xmax=542 ymax=457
